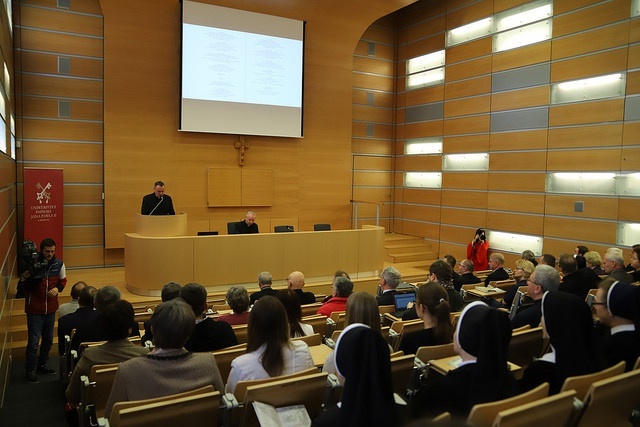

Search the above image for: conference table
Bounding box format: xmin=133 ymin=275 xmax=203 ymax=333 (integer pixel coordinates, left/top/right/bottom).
xmin=124 ymin=215 xmax=385 ymax=296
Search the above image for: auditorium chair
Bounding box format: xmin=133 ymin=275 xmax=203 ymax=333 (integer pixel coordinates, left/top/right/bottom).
xmin=492 ymin=390 xmax=577 ymax=427
xmin=560 ymin=361 xmax=625 ymax=401
xmin=300 ymin=302 xmax=322 ymax=317
xmin=291 ymin=333 xmax=322 ymax=346
xmin=415 ymin=343 xmax=455 ymax=365
xmin=506 ymin=326 xmax=544 ymax=371
xmin=232 ymin=324 xmax=248 ymax=344
xmin=574 ymin=369 xmax=640 ymax=427
xmin=466 ymin=382 xmax=549 ymax=427
xmin=313 ymin=223 xmax=331 ymax=231
xmin=106 ymin=386 xmax=220 ymax=427
xmin=79 ymin=363 xmax=119 ymax=427
xmin=388 ymin=318 xmax=423 ymax=351
xmin=390 ymin=354 xmax=417 ymax=397
xmin=300 ymin=314 xmax=328 ymax=336
xmin=212 ymin=345 xmax=247 ymax=382
xmin=227 ymin=222 xmax=237 ymax=234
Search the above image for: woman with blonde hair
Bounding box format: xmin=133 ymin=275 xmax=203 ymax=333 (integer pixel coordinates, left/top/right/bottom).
xmin=399 ymin=282 xmax=453 ymax=355
xmin=585 ymin=251 xmax=605 ymax=276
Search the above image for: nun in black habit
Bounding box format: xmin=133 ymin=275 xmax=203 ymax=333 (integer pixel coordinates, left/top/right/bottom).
xmin=411 ymin=301 xmax=518 ymax=420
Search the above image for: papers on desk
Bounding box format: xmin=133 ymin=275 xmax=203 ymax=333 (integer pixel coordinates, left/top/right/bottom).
xmin=474 ymin=285 xmax=502 ymax=293
xmin=252 ymin=401 xmax=311 ymax=427
xmin=448 ymin=356 xmax=462 ymax=369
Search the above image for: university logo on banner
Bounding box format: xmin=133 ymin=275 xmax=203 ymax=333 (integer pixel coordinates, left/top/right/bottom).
xmin=23 ymin=168 xmax=64 ymax=260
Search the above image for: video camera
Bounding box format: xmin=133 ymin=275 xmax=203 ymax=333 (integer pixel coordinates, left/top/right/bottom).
xmin=19 ymin=240 xmax=48 ymax=280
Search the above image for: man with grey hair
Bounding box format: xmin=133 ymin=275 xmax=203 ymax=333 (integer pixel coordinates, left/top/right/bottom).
xmin=484 ymin=252 xmax=510 ymax=286
xmin=603 ymin=248 xmax=632 ymax=284
xmin=376 ymin=266 xmax=401 ymax=306
xmin=250 ymin=271 xmax=276 ymax=305
xmin=235 ymin=211 xmax=259 ymax=234
xmin=511 ymin=264 xmax=559 ymax=329
xmin=317 ymin=276 xmax=354 ymax=317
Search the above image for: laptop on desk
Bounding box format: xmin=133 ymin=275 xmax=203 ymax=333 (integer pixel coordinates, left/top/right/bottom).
xmin=392 ymin=291 xmax=416 ymax=318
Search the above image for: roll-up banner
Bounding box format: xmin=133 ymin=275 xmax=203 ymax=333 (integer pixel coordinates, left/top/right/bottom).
xmin=23 ymin=168 xmax=64 ymax=259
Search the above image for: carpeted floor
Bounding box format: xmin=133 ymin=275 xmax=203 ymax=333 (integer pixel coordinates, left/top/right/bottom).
xmin=0 ymin=354 xmax=68 ymax=427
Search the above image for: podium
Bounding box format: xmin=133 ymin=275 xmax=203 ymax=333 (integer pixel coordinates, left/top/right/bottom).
xmin=135 ymin=212 xmax=188 ymax=237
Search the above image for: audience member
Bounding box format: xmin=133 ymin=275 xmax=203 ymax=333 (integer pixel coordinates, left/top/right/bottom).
xmin=538 ymin=253 xmax=556 ymax=267
xmin=376 ymin=266 xmax=402 ymax=306
xmin=521 ymin=250 xmax=538 ymax=266
xmin=180 ymin=283 xmax=237 ymax=351
xmin=520 ymin=292 xmax=601 ymax=394
xmin=558 ymin=253 xmax=599 ymax=300
xmin=511 ymin=264 xmax=559 ymax=329
xmin=58 ymin=281 xmax=86 ymax=319
xmin=467 ymin=228 xmax=489 ymax=271
xmin=276 ymin=290 xmax=313 ymax=337
xmin=250 ymin=271 xmax=276 ymax=305
xmin=287 ymin=270 xmax=315 ymax=304
xmin=489 ymin=259 xmax=533 ymax=310
xmin=399 ymin=282 xmax=453 ymax=355
xmin=444 ymin=255 xmax=460 ymax=281
xmin=603 ymin=248 xmax=633 ymax=284
xmin=217 ymin=286 xmax=251 ymax=326
xmin=225 ymin=296 xmax=314 ymax=393
xmin=234 ymin=210 xmax=259 ymax=234
xmin=593 ymin=278 xmax=640 ymax=371
xmin=323 ymin=292 xmax=384 ymax=378
xmin=484 ymin=252 xmax=510 ymax=286
xmin=317 ymin=276 xmax=353 ymax=317
xmin=585 ymin=251 xmax=605 ymax=275
xmin=412 ymin=301 xmax=517 ymax=419
xmin=403 ymin=260 xmax=462 ymax=320
xmin=58 ymin=286 xmax=98 ymax=355
xmin=312 ymin=324 xmax=397 ymax=427
xmin=629 ymin=246 xmax=640 ymax=282
xmin=66 ymin=300 xmax=149 ymax=405
xmin=574 ymin=245 xmax=589 ymax=257
xmin=141 ymin=281 xmax=181 ymax=344
xmin=452 ymin=259 xmax=481 ymax=292
xmin=71 ymin=285 xmax=139 ymax=352
xmin=105 ymin=299 xmax=224 ymax=418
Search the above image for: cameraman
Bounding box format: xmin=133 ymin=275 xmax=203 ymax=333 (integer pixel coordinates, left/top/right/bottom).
xmin=466 ymin=228 xmax=490 ymax=271
xmin=19 ymin=237 xmax=67 ymax=383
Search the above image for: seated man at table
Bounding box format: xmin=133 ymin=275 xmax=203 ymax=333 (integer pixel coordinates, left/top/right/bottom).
xmin=453 ymin=259 xmax=481 ymax=292
xmin=484 ymin=252 xmax=510 ymax=286
xmin=511 ymin=264 xmax=559 ymax=329
xmin=287 ymin=270 xmax=315 ymax=305
xmin=558 ymin=253 xmax=599 ymax=300
xmin=250 ymin=271 xmax=277 ymax=305
xmin=317 ymin=277 xmax=353 ymax=317
xmin=180 ymin=283 xmax=238 ymax=351
xmin=376 ymin=266 xmax=401 ymax=306
xmin=234 ymin=211 xmax=259 ymax=234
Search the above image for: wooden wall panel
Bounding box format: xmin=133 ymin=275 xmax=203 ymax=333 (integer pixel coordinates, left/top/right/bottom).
xmin=543 ymin=216 xmax=617 ymax=243
xmin=22 ymin=142 xmax=103 ymax=163
xmin=399 ymin=220 xmax=441 ymax=239
xmin=623 ymin=122 xmax=640 ymax=146
xmin=441 ymin=207 xmax=487 ymax=227
xmin=490 ymin=87 xmax=549 ymax=111
xmin=353 ymin=73 xmax=394 ymax=92
xmin=618 ymin=198 xmax=640 ymax=222
xmin=542 ymin=238 xmax=611 ymax=261
xmin=552 ymin=0 xmax=631 ymax=38
xmin=550 ymin=49 xmax=629 ymax=83
xmin=444 ymin=134 xmax=490 ymax=153
xmin=353 ymin=105 xmax=394 ymax=123
xmin=64 ymin=226 xmax=103 ymax=246
xmin=397 ymin=155 xmax=442 ymax=171
xmin=487 ymin=192 xmax=546 ymax=214
xmin=548 ymin=99 xmax=624 ymax=127
xmin=544 ymin=194 xmax=618 ymax=220
xmin=19 ymin=163 xmax=102 ymax=183
xmin=398 ymin=34 xmax=445 ymax=61
xmin=404 ymin=121 xmax=444 ymax=138
xmin=628 ymin=70 xmax=640 ymax=95
xmin=19 ymin=74 xmax=103 ymax=99
xmin=19 ymin=51 xmax=103 ymax=79
xmin=353 ymin=89 xmax=394 ymax=107
xmin=553 ymin=0 xmax=603 ymax=15
xmin=490 ymin=130 xmax=547 ymax=151
xmin=352 ymin=139 xmax=393 ymax=155
xmin=65 ymin=205 xmax=103 ymax=225
xmin=551 ymin=22 xmax=630 ymax=60
xmin=19 ymin=28 xmax=103 ymax=57
xmin=439 ymin=224 xmax=476 ymax=245
xmin=445 ymin=0 xmax=493 ymax=29
xmin=404 ymin=85 xmax=445 ymax=107
xmin=621 ymin=148 xmax=640 ymax=171
xmin=446 ymin=57 xmax=492 ymax=81
xmin=398 ymin=188 xmax=442 ymax=205
xmin=19 ymin=4 xmax=103 ymax=35
xmin=546 ymin=149 xmax=621 ymax=171
xmin=354 ymin=41 xmax=395 ymax=59
xmin=490 ymin=151 xmax=547 ymax=171
xmin=444 ymin=76 xmax=491 ymax=99
xmin=446 ymin=38 xmax=493 ymax=64
xmin=441 ymin=189 xmax=488 ymax=209
xmin=488 ymin=172 xmax=546 ymax=192
xmin=444 ymin=95 xmax=491 ymax=117
xmin=63 ymin=246 xmax=104 ymax=268
xmin=20 ymin=119 xmax=103 ymax=141
xmin=442 ymin=172 xmax=488 ymax=190
xmin=486 ymin=211 xmax=544 ymax=235
xmin=19 ymin=96 xmax=103 ymax=120
xmin=548 ymin=124 xmax=623 ymax=149
xmin=353 ymin=171 xmax=393 ymax=186
xmin=399 ymin=204 xmax=441 ymax=222
xmin=353 ymin=156 xmax=393 ymax=170
xmin=491 ymin=41 xmax=551 ymax=72
xmin=63 ymin=185 xmax=104 ymax=204
xmin=352 ymin=122 xmax=394 ymax=139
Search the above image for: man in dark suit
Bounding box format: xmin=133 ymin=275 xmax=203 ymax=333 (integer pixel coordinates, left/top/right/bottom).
xmin=180 ymin=283 xmax=237 ymax=352
xmin=140 ymin=181 xmax=175 ymax=215
xmin=287 ymin=270 xmax=315 ymax=304
xmin=249 ymin=271 xmax=277 ymax=305
xmin=603 ymin=248 xmax=633 ymax=284
xmin=234 ymin=211 xmax=259 ymax=234
xmin=375 ymin=266 xmax=401 ymax=306
xmin=558 ymin=253 xmax=599 ymax=300
xmin=58 ymin=285 xmax=98 ymax=355
xmin=484 ymin=252 xmax=510 ymax=286
xmin=453 ymin=259 xmax=481 ymax=292
xmin=511 ymin=264 xmax=560 ymax=329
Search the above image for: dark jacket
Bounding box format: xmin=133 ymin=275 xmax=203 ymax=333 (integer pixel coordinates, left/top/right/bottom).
xmin=23 ymin=256 xmax=67 ymax=315
xmin=184 ymin=318 xmax=238 ymax=352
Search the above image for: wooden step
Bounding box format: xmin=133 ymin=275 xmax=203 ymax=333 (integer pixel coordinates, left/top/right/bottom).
xmin=384 ymin=241 xmax=430 ymax=251
xmin=386 ymin=251 xmax=439 ymax=263
xmin=383 ymin=233 xmax=424 ymax=243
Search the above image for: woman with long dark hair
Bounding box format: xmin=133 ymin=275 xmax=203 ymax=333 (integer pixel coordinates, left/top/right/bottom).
xmin=225 ymin=296 xmax=314 ymax=393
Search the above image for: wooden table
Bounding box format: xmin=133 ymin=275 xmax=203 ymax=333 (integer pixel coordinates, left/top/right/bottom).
xmin=428 ymin=355 xmax=521 ymax=376
xmin=308 ymin=344 xmax=333 ymax=368
xmin=465 ymin=287 xmax=506 ymax=300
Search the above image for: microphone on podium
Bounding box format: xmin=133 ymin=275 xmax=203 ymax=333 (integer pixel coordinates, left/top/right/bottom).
xmin=149 ymin=196 xmax=164 ymax=215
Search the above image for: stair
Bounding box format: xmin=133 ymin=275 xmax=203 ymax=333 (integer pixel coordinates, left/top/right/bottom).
xmin=383 ymin=233 xmax=438 ymax=264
